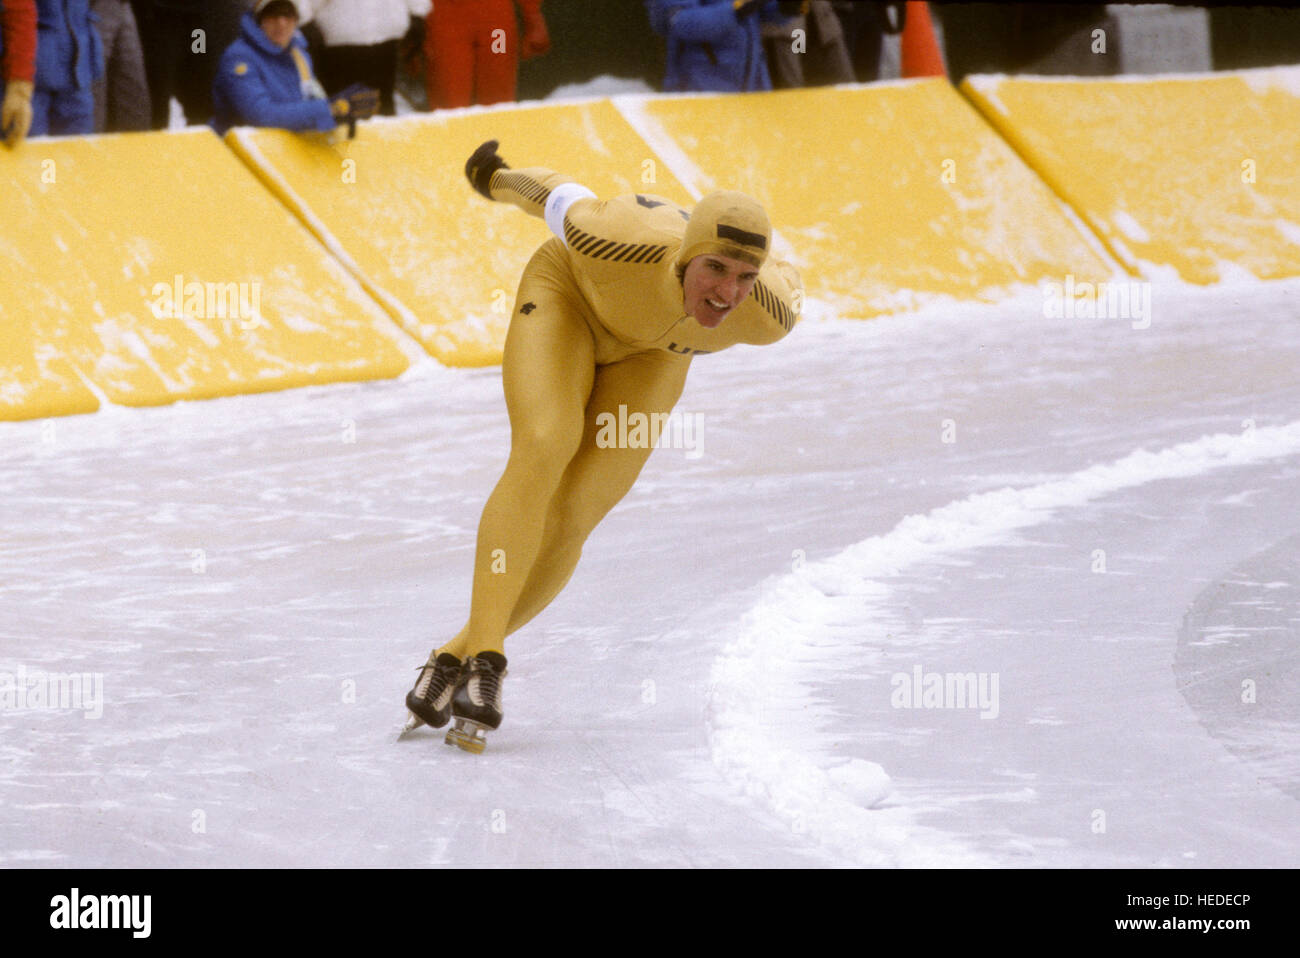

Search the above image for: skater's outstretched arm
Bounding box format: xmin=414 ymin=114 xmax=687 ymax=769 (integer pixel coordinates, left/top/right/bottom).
xmin=465 ymin=140 xmax=691 ymax=263
xmin=465 ymin=139 xmax=596 ymax=226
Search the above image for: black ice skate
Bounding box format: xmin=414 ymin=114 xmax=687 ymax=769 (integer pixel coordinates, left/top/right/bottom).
xmin=444 ymin=651 xmax=507 ymax=754
xmin=399 ymin=653 xmax=462 ymax=738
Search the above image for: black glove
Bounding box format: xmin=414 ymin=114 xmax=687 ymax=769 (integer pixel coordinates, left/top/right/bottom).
xmin=465 ymin=139 xmax=509 ymax=200
xmin=733 ymin=0 xmax=762 ymax=17
xmin=331 ymin=84 xmax=381 ymax=122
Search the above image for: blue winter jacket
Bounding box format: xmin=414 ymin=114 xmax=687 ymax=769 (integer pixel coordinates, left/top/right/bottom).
xmin=210 ymin=12 xmax=334 ymax=136
xmin=29 ymin=0 xmax=104 ymax=92
xmin=645 ymin=0 xmax=784 ymax=93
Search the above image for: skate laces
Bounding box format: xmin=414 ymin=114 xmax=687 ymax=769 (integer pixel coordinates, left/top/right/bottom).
xmin=414 ymin=658 xmax=459 ymax=703
xmin=468 ymin=656 xmax=504 ymax=707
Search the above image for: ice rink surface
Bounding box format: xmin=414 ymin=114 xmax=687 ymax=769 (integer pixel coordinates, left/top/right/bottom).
xmin=2 ymin=277 xmax=1297 ymax=868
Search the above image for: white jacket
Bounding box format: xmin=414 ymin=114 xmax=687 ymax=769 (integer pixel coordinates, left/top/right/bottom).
xmin=309 ymin=0 xmax=432 ymax=47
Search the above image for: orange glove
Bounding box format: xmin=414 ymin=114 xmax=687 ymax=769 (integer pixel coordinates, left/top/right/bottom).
xmin=2 ymin=79 xmax=34 ymax=148
xmin=400 ymin=15 xmax=425 ymax=78
xmin=519 ymin=5 xmax=550 ymax=61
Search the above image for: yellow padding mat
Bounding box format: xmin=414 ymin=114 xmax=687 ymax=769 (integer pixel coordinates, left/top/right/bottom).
xmin=962 ymin=68 xmax=1300 ymax=284
xmin=0 ymin=129 xmax=408 ymax=420
xmin=628 ymin=80 xmax=1114 ymax=319
xmin=226 ymin=101 xmax=690 ymax=367
xmin=0 ymin=300 xmax=101 ymax=421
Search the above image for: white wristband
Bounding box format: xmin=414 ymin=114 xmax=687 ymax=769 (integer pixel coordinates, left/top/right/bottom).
xmin=545 ymin=182 xmax=598 ymax=245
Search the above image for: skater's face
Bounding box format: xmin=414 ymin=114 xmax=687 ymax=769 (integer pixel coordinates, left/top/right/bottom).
xmin=683 ymin=254 xmax=759 ymax=328
xmin=259 ymin=12 xmax=299 ymax=50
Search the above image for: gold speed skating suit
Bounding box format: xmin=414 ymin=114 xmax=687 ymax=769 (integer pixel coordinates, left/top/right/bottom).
xmin=490 ymin=166 xmax=803 ymax=362
xmin=438 ymin=166 xmax=803 ymax=661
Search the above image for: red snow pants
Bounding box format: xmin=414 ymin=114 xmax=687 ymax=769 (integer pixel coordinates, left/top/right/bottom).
xmin=424 ymin=0 xmax=520 ymax=109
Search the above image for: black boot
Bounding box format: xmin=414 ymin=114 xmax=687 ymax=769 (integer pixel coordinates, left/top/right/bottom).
xmin=404 ymin=653 xmax=463 ymax=729
xmin=445 ymin=652 xmax=507 ymax=753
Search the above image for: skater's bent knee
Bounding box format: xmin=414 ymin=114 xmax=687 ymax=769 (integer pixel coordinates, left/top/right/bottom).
xmin=509 ymin=418 xmax=584 ymax=469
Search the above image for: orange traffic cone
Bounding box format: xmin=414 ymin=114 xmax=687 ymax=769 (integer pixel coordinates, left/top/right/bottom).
xmin=900 ymin=1 xmax=947 ymax=78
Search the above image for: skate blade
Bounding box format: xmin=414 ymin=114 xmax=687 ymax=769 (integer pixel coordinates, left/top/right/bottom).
xmin=397 ymin=711 xmax=425 ymax=740
xmin=444 ymin=719 xmax=489 ymax=754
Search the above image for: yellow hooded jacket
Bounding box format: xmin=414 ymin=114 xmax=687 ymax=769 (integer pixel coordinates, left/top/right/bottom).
xmin=490 ymin=167 xmax=803 ymax=360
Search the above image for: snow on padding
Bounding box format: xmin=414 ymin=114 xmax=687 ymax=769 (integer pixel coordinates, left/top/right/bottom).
xmin=0 ymin=129 xmax=410 ymax=420
xmin=962 ymin=67 xmax=1300 ymax=284
xmin=224 ymin=101 xmax=693 ymax=367
xmin=624 ymin=80 xmax=1118 ymax=321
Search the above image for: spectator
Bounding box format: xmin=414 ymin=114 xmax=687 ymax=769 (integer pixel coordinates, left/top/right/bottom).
xmin=763 ymin=0 xmax=853 ymax=89
xmin=23 ymin=0 xmax=105 ymax=136
xmin=645 ymin=0 xmax=786 ymax=93
xmin=831 ymin=1 xmax=902 ymax=82
xmin=211 ymin=0 xmax=378 ymax=136
xmin=424 ymin=0 xmax=549 ymax=110
xmin=1 ymin=0 xmax=37 ymax=147
xmin=131 ymin=0 xmax=249 ymax=128
xmin=90 ymin=0 xmax=150 ymax=131
xmin=312 ymin=0 xmax=430 ymax=116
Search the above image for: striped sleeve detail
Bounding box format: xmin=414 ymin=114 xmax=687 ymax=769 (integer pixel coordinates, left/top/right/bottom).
xmin=752 ymin=279 xmax=796 ymax=333
xmin=492 ymin=170 xmax=552 ymax=207
xmin=563 ymin=216 xmax=670 ymax=264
